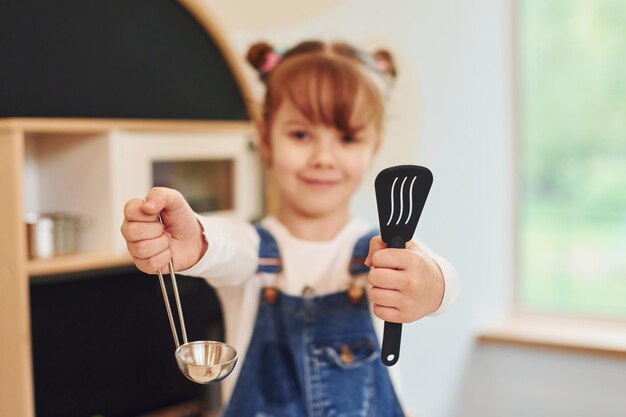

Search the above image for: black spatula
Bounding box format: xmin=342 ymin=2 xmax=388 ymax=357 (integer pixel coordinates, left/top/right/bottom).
xmin=374 ymin=165 xmax=433 ymax=366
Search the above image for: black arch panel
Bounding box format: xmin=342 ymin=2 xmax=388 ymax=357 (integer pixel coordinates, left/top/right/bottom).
xmin=0 ymin=0 xmax=249 ymax=120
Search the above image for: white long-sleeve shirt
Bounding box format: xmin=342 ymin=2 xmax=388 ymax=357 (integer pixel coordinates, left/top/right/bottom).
xmin=179 ymin=214 xmax=460 ymax=407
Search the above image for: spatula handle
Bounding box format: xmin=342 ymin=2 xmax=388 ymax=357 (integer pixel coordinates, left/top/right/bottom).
xmin=381 ymin=236 xmax=405 ymax=366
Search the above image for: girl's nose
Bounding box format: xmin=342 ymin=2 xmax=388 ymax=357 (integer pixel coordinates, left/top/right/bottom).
xmin=310 ymin=139 xmax=336 ymax=168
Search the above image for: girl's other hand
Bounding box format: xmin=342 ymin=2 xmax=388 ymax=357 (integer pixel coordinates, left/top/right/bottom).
xmin=120 ymin=187 xmax=208 ymax=274
xmin=364 ymin=236 xmax=445 ymax=323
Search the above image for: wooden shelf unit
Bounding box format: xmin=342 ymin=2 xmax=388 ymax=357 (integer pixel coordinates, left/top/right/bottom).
xmin=0 ymin=117 xmax=257 ymax=416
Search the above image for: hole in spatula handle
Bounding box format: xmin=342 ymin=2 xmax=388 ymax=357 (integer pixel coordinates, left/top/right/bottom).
xmin=381 ymin=322 xmax=402 ymax=366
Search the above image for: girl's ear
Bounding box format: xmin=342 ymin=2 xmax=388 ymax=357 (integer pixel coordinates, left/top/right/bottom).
xmin=256 ymin=119 xmax=272 ymax=166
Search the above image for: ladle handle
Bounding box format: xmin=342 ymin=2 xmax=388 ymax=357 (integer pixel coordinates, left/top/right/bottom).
xmin=157 ymin=267 xmax=180 ymax=348
xmin=168 ymin=259 xmax=188 ymax=345
xmin=156 ymin=214 xmax=188 ymax=349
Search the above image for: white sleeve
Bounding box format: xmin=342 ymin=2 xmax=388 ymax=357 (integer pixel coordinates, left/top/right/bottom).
xmin=176 ymin=214 xmax=259 ymax=287
xmin=428 ymin=253 xmax=460 ymax=315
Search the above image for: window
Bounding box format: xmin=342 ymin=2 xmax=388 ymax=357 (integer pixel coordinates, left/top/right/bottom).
xmin=518 ymin=0 xmax=626 ymax=319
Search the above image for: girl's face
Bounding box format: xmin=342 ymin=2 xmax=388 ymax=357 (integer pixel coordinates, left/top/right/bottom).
xmin=263 ymin=98 xmax=381 ymax=219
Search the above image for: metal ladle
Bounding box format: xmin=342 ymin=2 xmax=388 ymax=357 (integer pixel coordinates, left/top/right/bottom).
xmin=156 ymin=217 xmax=237 ymax=384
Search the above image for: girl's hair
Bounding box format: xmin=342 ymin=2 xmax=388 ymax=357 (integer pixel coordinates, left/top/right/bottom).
xmin=246 ymin=40 xmax=397 ymax=135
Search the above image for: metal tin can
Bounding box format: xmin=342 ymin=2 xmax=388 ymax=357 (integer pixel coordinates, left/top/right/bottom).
xmin=25 ymin=213 xmax=90 ymax=259
xmin=25 ymin=213 xmax=55 ymax=259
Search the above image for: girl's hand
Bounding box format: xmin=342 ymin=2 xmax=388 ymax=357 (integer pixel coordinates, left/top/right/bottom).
xmin=120 ymin=187 xmax=208 ymax=274
xmin=364 ymin=236 xmax=445 ymax=323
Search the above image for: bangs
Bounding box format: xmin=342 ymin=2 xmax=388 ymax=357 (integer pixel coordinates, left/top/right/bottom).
xmin=265 ymin=55 xmax=385 ymax=133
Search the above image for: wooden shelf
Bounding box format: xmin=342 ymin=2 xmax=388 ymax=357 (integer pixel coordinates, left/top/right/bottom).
xmin=28 ymin=252 xmax=134 ymax=277
xmin=0 ymin=117 xmax=254 ymax=134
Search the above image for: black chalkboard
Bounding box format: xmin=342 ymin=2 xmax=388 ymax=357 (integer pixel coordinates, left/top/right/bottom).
xmin=0 ymin=0 xmax=249 ymax=120
xmin=30 ymin=267 xmax=224 ymax=416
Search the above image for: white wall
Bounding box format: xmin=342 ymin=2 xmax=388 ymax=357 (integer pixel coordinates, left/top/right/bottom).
xmin=200 ymin=1 xmax=626 ymax=416
xmin=453 ymin=343 xmax=626 ymax=417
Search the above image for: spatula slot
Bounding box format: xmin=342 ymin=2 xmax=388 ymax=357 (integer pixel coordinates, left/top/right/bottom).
xmin=386 ymin=175 xmax=420 ymax=227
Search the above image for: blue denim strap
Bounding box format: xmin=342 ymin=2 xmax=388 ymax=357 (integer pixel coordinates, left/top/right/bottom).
xmin=254 ymin=224 xmax=282 ymax=274
xmin=349 ymin=229 xmax=379 ymax=275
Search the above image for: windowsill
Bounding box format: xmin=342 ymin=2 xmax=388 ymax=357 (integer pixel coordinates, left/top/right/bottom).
xmin=477 ymin=314 xmax=626 ymax=358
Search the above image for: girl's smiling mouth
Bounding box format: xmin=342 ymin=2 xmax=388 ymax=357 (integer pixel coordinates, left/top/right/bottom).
xmin=299 ymin=176 xmax=341 ymax=186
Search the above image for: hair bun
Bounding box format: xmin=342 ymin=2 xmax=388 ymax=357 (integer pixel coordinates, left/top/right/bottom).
xmin=246 ymin=42 xmax=278 ymax=81
xmin=372 ymin=49 xmax=397 ymax=79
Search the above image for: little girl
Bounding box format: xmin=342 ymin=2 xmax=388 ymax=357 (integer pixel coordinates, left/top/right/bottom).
xmin=121 ymin=40 xmax=459 ymax=416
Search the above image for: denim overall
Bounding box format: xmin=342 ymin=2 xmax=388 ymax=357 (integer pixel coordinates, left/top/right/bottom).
xmin=222 ymin=225 xmax=406 ymax=417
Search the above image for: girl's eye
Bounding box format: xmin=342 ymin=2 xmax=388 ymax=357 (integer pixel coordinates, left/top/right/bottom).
xmin=342 ymin=134 xmax=359 ymax=144
xmin=290 ymin=130 xmax=310 ymax=141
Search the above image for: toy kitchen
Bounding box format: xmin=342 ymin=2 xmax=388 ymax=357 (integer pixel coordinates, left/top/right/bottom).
xmin=0 ymin=1 xmax=261 ymax=416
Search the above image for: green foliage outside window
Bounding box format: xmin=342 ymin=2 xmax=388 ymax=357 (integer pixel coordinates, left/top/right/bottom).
xmin=519 ymin=0 xmax=626 ymax=318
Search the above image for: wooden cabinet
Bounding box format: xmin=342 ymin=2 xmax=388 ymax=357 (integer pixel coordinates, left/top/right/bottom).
xmin=0 ymin=118 xmax=258 ymax=416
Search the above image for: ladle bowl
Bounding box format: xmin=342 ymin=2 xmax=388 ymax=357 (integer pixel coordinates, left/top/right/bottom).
xmin=175 ymin=341 xmax=238 ymax=384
